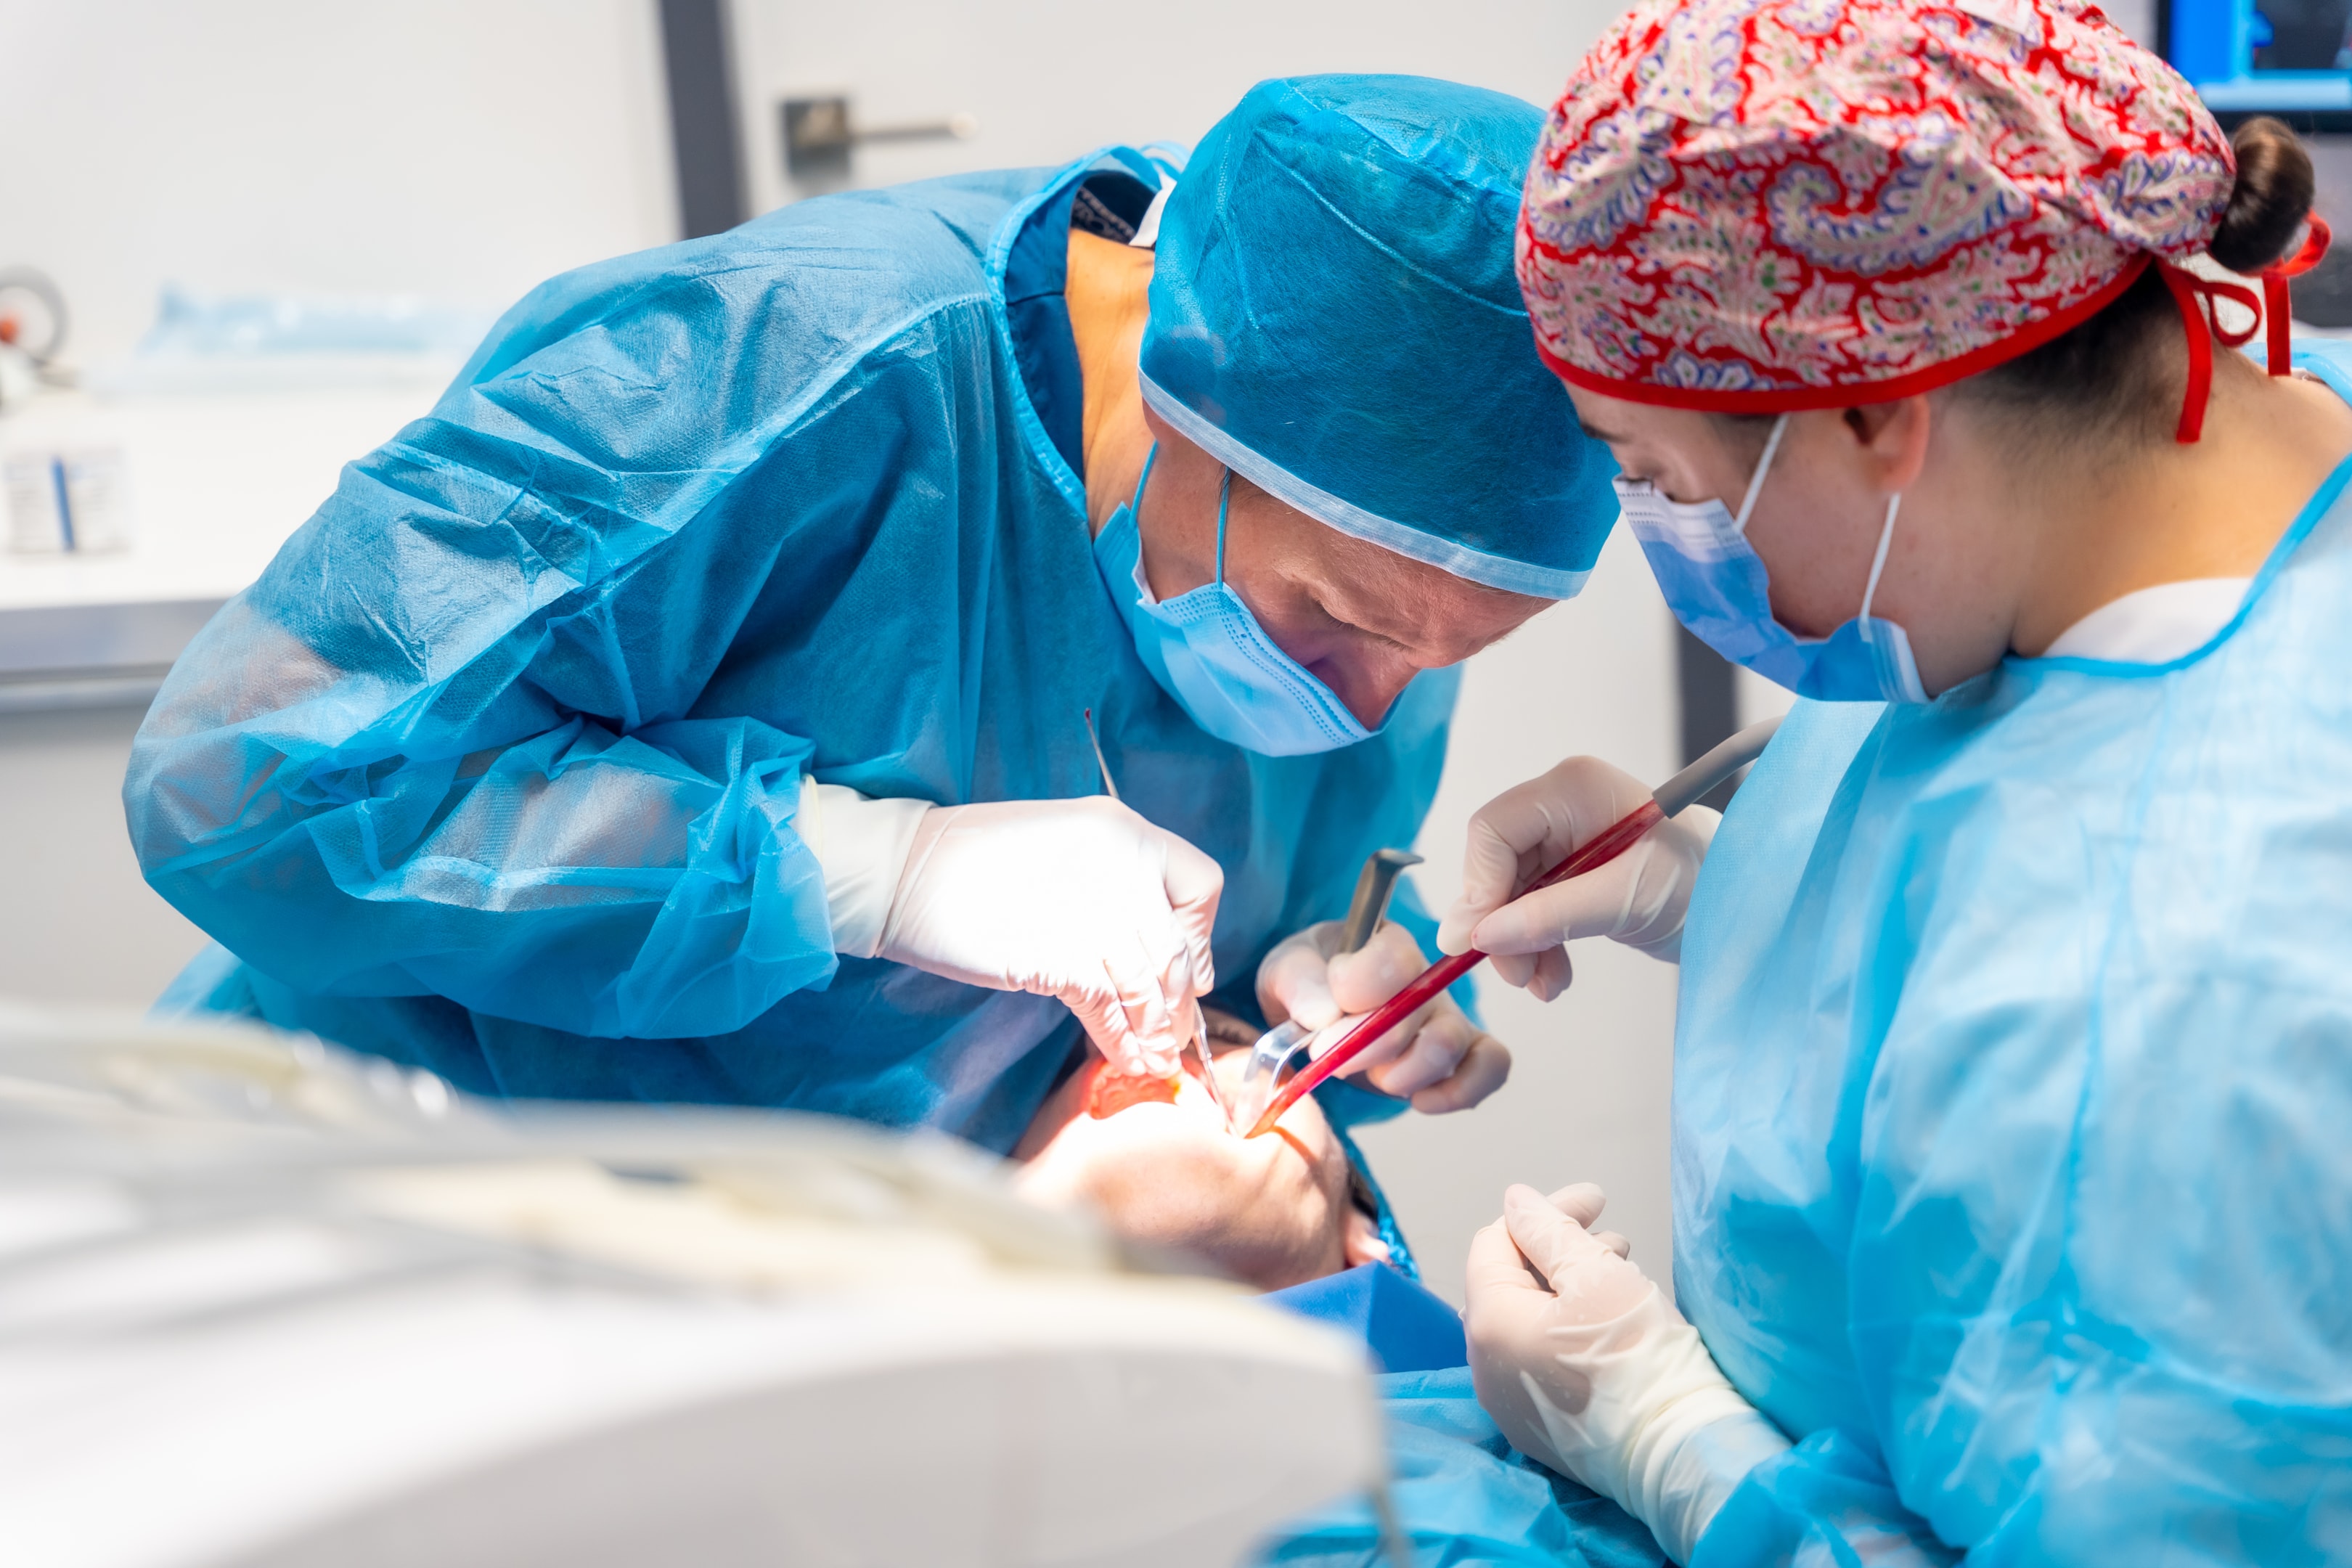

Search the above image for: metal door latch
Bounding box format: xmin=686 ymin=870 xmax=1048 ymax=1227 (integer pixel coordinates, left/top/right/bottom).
xmin=780 ymin=95 xmax=976 ymax=181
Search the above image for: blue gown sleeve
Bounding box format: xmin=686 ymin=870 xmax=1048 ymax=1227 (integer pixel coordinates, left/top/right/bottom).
xmin=122 ymin=245 xmax=947 ymax=1040
xmin=1689 ymin=1432 xmax=1955 ymax=1568
xmin=1262 ymin=1367 xmax=1668 ymax=1568
xmin=1687 ymin=707 xmax=2352 ymax=1564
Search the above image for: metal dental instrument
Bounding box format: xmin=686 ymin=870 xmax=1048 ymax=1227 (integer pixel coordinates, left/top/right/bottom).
xmin=1187 ymin=1003 xmax=1235 ymax=1129
xmin=1225 ymin=847 xmax=1423 ymax=1135
xmin=1243 ymin=716 xmax=1786 ymax=1138
xmin=1338 ymin=848 xmax=1424 ymax=956
xmin=1084 ymin=707 xmax=1231 ymax=1123
xmin=1083 ymin=708 xmax=1119 ymax=801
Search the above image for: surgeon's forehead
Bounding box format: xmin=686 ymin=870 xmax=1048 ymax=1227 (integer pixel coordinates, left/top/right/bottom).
xmin=1565 ymin=390 xmax=1720 ymax=456
xmin=1281 ymin=502 xmax=1540 ymax=635
xmin=1569 ymin=401 xmax=1654 ymax=450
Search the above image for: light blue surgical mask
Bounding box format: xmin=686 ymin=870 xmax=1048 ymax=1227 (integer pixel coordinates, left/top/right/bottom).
xmin=1616 ymin=415 xmax=1928 ymax=705
xmin=1093 ymin=447 xmax=1385 ymax=756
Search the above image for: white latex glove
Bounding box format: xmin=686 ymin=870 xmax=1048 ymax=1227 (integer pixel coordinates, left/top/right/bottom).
xmin=877 ymin=797 xmax=1222 ymax=1081
xmin=1465 ymin=1183 xmax=1789 ymax=1565
xmin=1256 ymin=918 xmax=1510 ymax=1112
xmin=1435 ymin=757 xmax=1719 ymax=997
xmin=798 ymin=781 xmax=933 ymax=959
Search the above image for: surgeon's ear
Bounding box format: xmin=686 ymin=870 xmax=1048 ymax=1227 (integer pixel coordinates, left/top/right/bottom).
xmin=1342 ymin=1206 xmax=1392 ymax=1269
xmin=1843 ymin=395 xmax=1933 ymax=494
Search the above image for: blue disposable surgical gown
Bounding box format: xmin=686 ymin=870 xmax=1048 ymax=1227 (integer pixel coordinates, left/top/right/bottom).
xmin=1674 ymin=345 xmax=2352 ymax=1563
xmin=124 ymin=150 xmax=1459 ymax=1153
xmin=1259 ymin=1367 xmax=1666 ymax=1568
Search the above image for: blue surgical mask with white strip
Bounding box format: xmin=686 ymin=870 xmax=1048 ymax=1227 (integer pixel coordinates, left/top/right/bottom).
xmin=1094 ymin=447 xmax=1384 ymax=756
xmin=1616 ymin=414 xmax=1927 ymax=705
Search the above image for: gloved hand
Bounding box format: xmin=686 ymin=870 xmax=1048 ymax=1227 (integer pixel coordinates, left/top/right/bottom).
xmin=1465 ymin=1183 xmax=1789 ymax=1565
xmin=1256 ymin=919 xmax=1510 ymax=1112
xmin=1436 ymin=756 xmax=1719 ymax=997
xmin=878 ymin=797 xmax=1222 ymax=1081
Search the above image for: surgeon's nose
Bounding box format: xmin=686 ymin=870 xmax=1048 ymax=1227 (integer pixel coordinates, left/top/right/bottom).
xmin=1312 ymin=645 xmax=1418 ymax=730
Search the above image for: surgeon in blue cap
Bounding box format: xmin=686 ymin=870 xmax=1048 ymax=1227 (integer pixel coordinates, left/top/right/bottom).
xmin=125 ymin=75 xmax=1618 ymax=1151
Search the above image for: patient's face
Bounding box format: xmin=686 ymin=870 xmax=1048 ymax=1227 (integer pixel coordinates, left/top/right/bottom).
xmin=1012 ymin=1045 xmax=1384 ymax=1291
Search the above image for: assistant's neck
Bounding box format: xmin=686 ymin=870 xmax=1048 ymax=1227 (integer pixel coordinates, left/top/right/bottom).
xmin=2007 ymin=356 xmax=2352 ymax=656
xmin=1066 ymin=229 xmax=1156 ymax=533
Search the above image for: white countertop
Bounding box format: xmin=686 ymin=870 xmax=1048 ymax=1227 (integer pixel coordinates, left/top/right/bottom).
xmin=0 ymin=379 xmax=447 ymax=612
xmin=0 ymin=376 xmax=449 ymax=706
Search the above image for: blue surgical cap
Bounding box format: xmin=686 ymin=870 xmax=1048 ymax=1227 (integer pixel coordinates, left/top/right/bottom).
xmin=1140 ymin=75 xmax=1614 ymax=600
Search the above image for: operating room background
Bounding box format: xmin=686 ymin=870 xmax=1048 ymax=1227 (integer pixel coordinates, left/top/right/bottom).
xmin=0 ymin=0 xmax=2137 ymax=1301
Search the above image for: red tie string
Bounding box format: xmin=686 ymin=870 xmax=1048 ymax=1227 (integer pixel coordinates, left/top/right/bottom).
xmin=2156 ymin=262 xmax=2263 ymax=444
xmin=2262 ymin=214 xmax=2333 ymax=377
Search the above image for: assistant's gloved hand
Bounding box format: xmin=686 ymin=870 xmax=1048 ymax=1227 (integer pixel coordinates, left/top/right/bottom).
xmin=1256 ymin=919 xmax=1510 ymax=1112
xmin=878 ymin=798 xmax=1222 ymax=1081
xmin=1436 ymin=757 xmax=1718 ymax=997
xmin=1465 ymin=1183 xmax=1789 ymax=1565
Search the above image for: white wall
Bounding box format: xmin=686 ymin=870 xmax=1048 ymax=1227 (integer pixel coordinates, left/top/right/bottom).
xmin=0 ymin=703 xmax=207 ymax=1005
xmin=0 ymin=0 xmax=678 ymax=366
xmin=732 ymin=0 xmax=1625 ymax=211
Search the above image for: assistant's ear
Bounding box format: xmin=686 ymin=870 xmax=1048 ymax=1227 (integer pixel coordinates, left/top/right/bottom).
xmin=1342 ymin=1206 xmax=1392 ymax=1269
xmin=1843 ymin=395 xmax=1933 ymax=493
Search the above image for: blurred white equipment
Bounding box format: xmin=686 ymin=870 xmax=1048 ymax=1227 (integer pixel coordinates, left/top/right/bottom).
xmin=3 ymin=446 xmax=134 ymax=555
xmin=0 ymin=1007 xmax=1382 ymax=1568
xmin=0 ymin=267 xmax=70 ymax=413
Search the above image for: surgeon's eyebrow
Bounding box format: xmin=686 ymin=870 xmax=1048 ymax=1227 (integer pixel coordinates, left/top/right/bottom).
xmin=1574 ymin=417 xmax=1629 ymax=444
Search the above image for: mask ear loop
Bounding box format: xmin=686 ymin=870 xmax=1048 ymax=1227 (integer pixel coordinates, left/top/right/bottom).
xmin=1214 ymin=466 xmax=1234 ymax=584
xmin=1132 ymin=442 xmax=1159 ymax=510
xmin=1855 ymin=493 xmax=1901 ymax=647
xmin=1731 ymin=414 xmax=1792 ymax=536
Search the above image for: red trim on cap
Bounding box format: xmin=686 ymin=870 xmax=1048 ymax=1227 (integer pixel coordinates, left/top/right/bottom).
xmin=1537 ymin=256 xmax=2152 ymax=413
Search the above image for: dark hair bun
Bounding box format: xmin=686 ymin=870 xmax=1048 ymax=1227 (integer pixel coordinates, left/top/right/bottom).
xmin=2210 ymin=116 xmax=2316 ymax=274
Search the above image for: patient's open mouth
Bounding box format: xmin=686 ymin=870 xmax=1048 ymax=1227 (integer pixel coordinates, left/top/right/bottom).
xmin=1083 ymin=1066 xmax=1180 ymax=1118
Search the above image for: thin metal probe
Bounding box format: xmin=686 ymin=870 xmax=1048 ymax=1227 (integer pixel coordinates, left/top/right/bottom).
xmin=1083 ymin=707 xmax=1119 ymax=801
xmin=1186 ymin=1003 xmax=1234 ymax=1129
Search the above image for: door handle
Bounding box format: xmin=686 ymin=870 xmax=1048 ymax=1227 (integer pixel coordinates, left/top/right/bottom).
xmin=781 ymin=95 xmax=976 ymax=180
